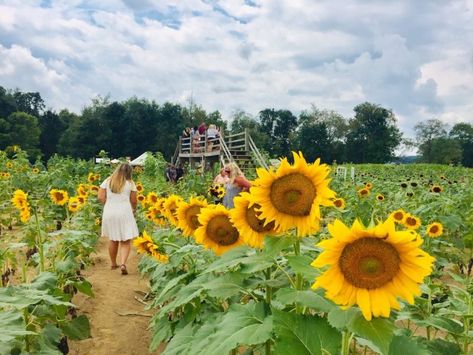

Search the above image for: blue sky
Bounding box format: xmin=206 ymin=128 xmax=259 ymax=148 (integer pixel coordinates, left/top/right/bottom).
xmin=0 ymin=0 xmax=472 ymax=139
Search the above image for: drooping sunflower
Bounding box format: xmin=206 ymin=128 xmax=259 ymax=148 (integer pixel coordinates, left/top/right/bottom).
xmin=194 ymin=205 xmax=244 ymax=255
xmin=430 ymin=185 xmax=443 ymax=193
xmin=248 ymin=152 xmax=335 ymax=237
xmin=49 ymin=189 xmax=69 ymax=206
xmin=390 ymin=209 xmax=406 ymax=224
xmin=426 ymin=222 xmax=443 ymax=238
xmin=162 ymin=195 xmax=183 ymax=226
xmin=357 ymin=188 xmax=370 ymax=198
xmin=230 ymin=192 xmax=278 ymax=248
xmin=176 ymin=197 xmax=208 ymax=237
xmin=404 ymin=214 xmax=421 ymax=230
xmin=332 ymin=198 xmax=346 ymax=209
xmin=311 ymin=218 xmax=435 ymax=321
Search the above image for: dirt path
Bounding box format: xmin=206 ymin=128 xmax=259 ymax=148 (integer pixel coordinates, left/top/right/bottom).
xmin=69 ymin=237 xmax=163 ymax=355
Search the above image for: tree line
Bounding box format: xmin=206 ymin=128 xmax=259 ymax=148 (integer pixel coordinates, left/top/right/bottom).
xmin=0 ymin=85 xmax=472 ymax=166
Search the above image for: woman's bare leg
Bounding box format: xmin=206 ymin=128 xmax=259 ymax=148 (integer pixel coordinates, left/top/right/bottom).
xmin=119 ymin=240 xmax=131 ymax=266
xmin=108 ymin=240 xmax=119 ymax=267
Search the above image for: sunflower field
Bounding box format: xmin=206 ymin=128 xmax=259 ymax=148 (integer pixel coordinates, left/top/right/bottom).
xmin=1 ymin=148 xmax=472 ymax=354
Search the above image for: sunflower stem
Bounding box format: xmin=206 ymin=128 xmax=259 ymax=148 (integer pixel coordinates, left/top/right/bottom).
xmin=341 ymin=330 xmax=351 ymax=355
xmin=33 ymin=207 xmax=45 ymax=272
xmin=293 ymin=238 xmax=303 ymax=313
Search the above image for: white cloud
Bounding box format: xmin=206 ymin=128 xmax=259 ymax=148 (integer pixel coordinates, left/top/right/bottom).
xmin=0 ymin=0 xmax=472 ymax=139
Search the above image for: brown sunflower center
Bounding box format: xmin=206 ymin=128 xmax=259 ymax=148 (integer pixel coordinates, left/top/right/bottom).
xmin=206 ymin=215 xmax=239 ymax=246
xmin=339 ymin=237 xmax=400 ymax=289
xmin=334 ymin=199 xmax=343 ymax=208
xmin=429 ymin=225 xmax=439 ymax=234
xmin=269 ymin=173 xmax=316 ymax=216
xmin=246 ymin=204 xmax=275 ymax=232
xmin=393 ymin=212 xmax=403 ymax=221
xmin=185 ymin=205 xmax=202 ymax=230
xmin=54 ymin=192 xmax=64 ymax=201
xmin=406 ymin=217 xmax=416 ymax=226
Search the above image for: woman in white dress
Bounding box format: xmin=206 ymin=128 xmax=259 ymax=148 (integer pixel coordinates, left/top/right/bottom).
xmin=98 ymin=163 xmax=139 ymax=275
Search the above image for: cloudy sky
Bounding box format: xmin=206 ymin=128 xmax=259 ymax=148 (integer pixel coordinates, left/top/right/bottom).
xmin=1 ymin=0 xmax=472 ymax=138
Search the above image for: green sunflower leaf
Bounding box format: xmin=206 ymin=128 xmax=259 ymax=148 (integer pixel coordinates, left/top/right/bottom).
xmin=421 ymin=338 xmax=461 ymax=355
xmin=286 ymin=255 xmax=320 ymax=281
xmin=61 ymin=315 xmax=91 ymax=340
xmin=273 ymin=309 xmax=341 ymax=355
xmin=417 ymin=316 xmax=464 ymax=335
xmin=387 ymin=335 xmax=430 ymax=355
xmin=274 ymin=287 xmax=335 ymax=313
xmin=0 ymin=310 xmax=36 ymax=344
xmin=349 ymin=313 xmax=396 ymax=354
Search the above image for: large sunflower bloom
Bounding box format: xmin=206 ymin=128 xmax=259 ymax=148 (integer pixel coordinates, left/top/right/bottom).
xmin=312 ymin=218 xmax=435 ymax=321
xmin=50 ymin=189 xmax=69 ymax=206
xmin=248 ymin=152 xmax=335 ymax=237
xmin=230 ymin=192 xmax=278 ymax=248
xmin=176 ymin=197 xmax=208 ymax=237
xmin=194 ymin=205 xmax=244 ymax=255
xmin=426 ymin=222 xmax=443 ymax=238
xmin=133 ymin=231 xmax=158 ymax=254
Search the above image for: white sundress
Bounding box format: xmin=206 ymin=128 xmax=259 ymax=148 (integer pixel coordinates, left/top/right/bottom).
xmin=100 ymin=179 xmax=139 ymax=241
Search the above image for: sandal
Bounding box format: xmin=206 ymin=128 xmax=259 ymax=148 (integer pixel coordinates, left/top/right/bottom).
xmin=111 ymin=265 xmax=119 ymax=270
xmin=120 ymin=264 xmax=128 ymax=275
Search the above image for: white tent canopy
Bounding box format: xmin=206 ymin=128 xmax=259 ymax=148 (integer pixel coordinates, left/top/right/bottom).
xmin=130 ymin=152 xmax=152 ymax=166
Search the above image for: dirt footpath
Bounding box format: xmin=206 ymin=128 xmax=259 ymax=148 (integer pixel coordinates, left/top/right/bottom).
xmin=69 ymin=237 xmax=163 ymax=355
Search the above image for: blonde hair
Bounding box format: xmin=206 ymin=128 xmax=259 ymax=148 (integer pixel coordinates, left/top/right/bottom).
xmin=224 ymin=162 xmax=243 ymax=184
xmin=108 ymin=163 xmax=133 ymax=193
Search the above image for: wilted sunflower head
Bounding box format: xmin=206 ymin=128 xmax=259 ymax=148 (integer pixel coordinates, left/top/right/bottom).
xmin=332 ymin=198 xmax=346 ymax=209
xmin=311 ymin=218 xmax=435 ymax=321
xmin=195 ymin=205 xmax=243 ymax=255
xmin=50 ymin=189 xmax=69 ymax=206
xmin=230 ymin=192 xmax=278 ymax=249
xmin=426 ymin=222 xmax=443 ymax=238
xmin=177 ymin=197 xmax=208 ymax=237
xmin=248 ymin=151 xmax=335 ymax=237
xmin=404 ymin=214 xmax=421 ymax=230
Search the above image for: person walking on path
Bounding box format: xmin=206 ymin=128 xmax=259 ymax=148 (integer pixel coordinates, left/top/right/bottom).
xmin=98 ymin=163 xmax=139 ymax=275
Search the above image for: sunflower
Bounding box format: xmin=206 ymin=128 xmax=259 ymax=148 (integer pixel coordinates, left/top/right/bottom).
xmin=404 ymin=214 xmax=421 ymax=230
xmin=146 ymin=192 xmax=159 ymax=205
xmin=376 ymin=194 xmax=385 ymax=202
xmin=77 ymin=184 xmax=88 ymax=197
xmin=146 ymin=204 xmax=167 ymax=226
xmin=137 ymin=194 xmax=146 ymax=205
xmin=68 ymin=196 xmax=82 ymax=213
xmin=11 ymin=190 xmax=28 ymax=209
xmin=365 ymin=182 xmax=373 ymax=190
xmin=162 ymin=195 xmax=183 ymax=226
xmin=332 ymin=198 xmax=346 ymax=209
xmin=311 ymin=218 xmax=435 ymax=321
xmin=390 ymin=209 xmax=406 ymax=224
xmin=357 ymin=188 xmax=370 ymax=198
xmin=406 ymin=192 xmax=414 ymax=198
xmin=136 ymin=182 xmax=144 ymax=194
xmin=194 ymin=205 xmax=244 ymax=255
xmin=1 ymin=172 xmax=10 ymax=178
xmin=400 ymin=182 xmax=408 ymax=188
xmin=176 ymin=197 xmax=208 ymax=237
xmin=426 ymin=222 xmax=443 ymax=238
xmin=77 ymin=195 xmax=87 ymax=204
xmin=89 ymin=185 xmax=99 ymax=195
xmin=248 ymin=152 xmax=335 ymax=237
xmin=230 ymin=192 xmax=278 ymax=248
xmin=208 ymin=183 xmax=226 ymax=199
xmin=410 ymin=182 xmax=418 ymax=188
xmin=32 ymin=167 xmax=40 ymax=174
xmin=20 ymin=206 xmax=31 ymax=223
xmin=6 ymin=161 xmax=13 ymax=169
xmin=49 ymin=189 xmax=69 ymax=206
xmin=430 ymin=185 xmax=443 ymax=193
xmin=87 ymin=172 xmax=97 ymax=183
xmin=133 ymin=231 xmax=168 ymax=263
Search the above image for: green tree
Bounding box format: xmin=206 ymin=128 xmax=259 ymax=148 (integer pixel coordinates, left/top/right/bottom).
xmin=259 ymin=108 xmax=298 ymax=158
xmin=297 ymin=106 xmax=349 ymax=163
xmin=429 ymin=137 xmax=462 ymax=164
xmin=0 ymin=112 xmax=41 ymax=158
xmin=345 ymin=102 xmax=402 ymax=163
xmin=38 ymin=110 xmax=68 ymax=160
xmin=0 ymin=86 xmax=18 ymax=119
xmin=230 ymin=110 xmax=269 ymax=149
xmin=13 ymin=90 xmax=45 ymax=117
xmin=449 ymin=122 xmax=473 ymax=167
xmin=415 ymin=119 xmax=448 ymax=163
